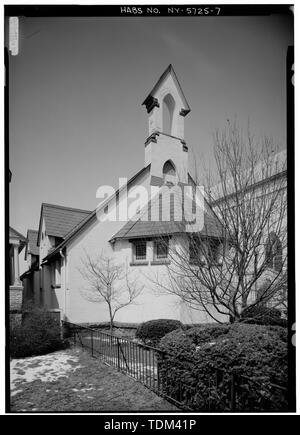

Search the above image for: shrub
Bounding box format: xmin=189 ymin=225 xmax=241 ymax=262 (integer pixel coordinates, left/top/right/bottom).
xmin=10 ymin=307 xmax=67 ymax=358
xmin=136 ymin=319 xmax=183 ymax=346
xmin=241 ymin=305 xmax=287 ymax=327
xmin=158 ymin=323 xmax=288 ymax=412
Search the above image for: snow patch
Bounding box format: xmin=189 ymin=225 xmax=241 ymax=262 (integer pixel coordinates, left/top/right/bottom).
xmin=10 ymin=350 xmax=82 ymax=395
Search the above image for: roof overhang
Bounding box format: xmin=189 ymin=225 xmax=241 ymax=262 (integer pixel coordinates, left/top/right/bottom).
xmin=42 ymin=165 xmax=151 ymax=260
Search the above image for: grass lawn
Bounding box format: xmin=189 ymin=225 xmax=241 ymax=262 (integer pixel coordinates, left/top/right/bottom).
xmin=10 ymin=346 xmax=178 ymax=413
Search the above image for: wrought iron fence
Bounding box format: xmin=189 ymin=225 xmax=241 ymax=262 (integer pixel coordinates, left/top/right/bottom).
xmin=62 ymin=321 xmax=288 ymax=412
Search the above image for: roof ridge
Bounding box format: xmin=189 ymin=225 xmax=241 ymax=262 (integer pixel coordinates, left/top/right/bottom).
xmin=42 ymin=165 xmax=151 ymax=262
xmin=42 ymin=202 xmax=91 ymax=214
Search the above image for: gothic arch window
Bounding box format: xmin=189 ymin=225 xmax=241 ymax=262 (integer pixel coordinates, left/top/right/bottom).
xmin=162 ymin=93 xmax=175 ymax=135
xmin=162 ymin=160 xmax=176 ymax=184
xmin=265 ymin=233 xmax=282 ymax=272
xmin=163 ymin=160 xmax=176 ymax=177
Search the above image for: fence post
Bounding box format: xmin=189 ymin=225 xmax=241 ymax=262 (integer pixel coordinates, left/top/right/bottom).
xmin=60 ymin=320 xmax=63 ymax=340
xmin=230 ymin=373 xmax=236 ymax=412
xmin=117 ymin=338 xmax=120 ymax=371
xmin=157 ymin=353 xmax=161 ymax=393
xmin=91 ymin=330 xmax=94 ymax=357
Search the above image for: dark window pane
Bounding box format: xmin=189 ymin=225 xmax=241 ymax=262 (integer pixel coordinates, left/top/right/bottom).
xmin=155 ymin=240 xmax=168 ymax=259
xmin=189 ymin=243 xmax=198 ymax=263
xmin=135 ymin=242 xmax=146 ymax=260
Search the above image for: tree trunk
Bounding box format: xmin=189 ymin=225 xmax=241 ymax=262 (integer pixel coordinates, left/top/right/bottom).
xmin=108 ymin=303 xmax=114 ymax=336
xmin=109 ymin=319 xmax=114 ymax=335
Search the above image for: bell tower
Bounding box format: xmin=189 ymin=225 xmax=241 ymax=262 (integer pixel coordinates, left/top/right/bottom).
xmin=142 ymin=65 xmax=191 ymax=185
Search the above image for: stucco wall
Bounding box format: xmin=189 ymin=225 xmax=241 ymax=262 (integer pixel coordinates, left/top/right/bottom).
xmin=145 ymin=134 xmax=188 ymax=184
xmin=50 ymin=162 xmax=231 ymax=325
xmin=67 ymin=232 xmax=183 ymax=324
xmin=63 ymin=167 xmax=208 ymax=324
xmin=66 ymin=221 xmax=227 ymax=324
xmin=39 ymin=219 xmax=54 ymax=264
xmin=64 ymin=168 xmax=150 ymax=323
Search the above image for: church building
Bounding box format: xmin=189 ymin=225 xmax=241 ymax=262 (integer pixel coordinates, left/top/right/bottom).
xmin=21 ymin=65 xmax=286 ymax=325
xmin=21 ymin=65 xmax=226 ymax=325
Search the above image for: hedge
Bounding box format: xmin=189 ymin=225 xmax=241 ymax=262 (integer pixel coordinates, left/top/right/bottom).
xmin=10 ymin=307 xmax=67 ymax=358
xmin=136 ymin=319 xmax=183 ymax=346
xmin=158 ymin=323 xmax=288 ymax=412
xmin=240 ymin=305 xmax=287 ymax=327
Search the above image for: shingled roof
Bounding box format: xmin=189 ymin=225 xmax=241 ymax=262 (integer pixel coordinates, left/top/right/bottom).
xmin=111 ymin=209 xmax=223 ymax=241
xmin=38 ymin=203 xmax=92 ymax=244
xmin=111 ymin=180 xmax=224 ymax=241
xmin=26 ymin=229 xmax=39 ymax=257
xmin=42 ymin=165 xmax=151 ymax=261
xmin=112 ymin=219 xmax=185 ymax=241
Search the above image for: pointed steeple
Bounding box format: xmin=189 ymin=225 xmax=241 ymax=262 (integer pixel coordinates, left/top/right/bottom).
xmin=142 ymin=65 xmax=190 ymax=185
xmin=142 ymin=64 xmax=190 ymax=117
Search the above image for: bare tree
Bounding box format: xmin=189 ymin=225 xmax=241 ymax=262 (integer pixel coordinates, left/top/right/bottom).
xmin=79 ymin=252 xmax=143 ymax=333
xmin=153 ymin=121 xmax=287 ymax=323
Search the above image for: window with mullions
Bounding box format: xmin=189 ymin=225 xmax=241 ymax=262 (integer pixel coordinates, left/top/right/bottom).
xmin=154 ymin=240 xmax=169 ymax=260
xmin=134 ymin=241 xmax=147 ymax=261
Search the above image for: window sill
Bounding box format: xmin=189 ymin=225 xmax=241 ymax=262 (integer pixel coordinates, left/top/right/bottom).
xmin=130 ymin=261 xmax=149 ymax=266
xmin=51 ymin=284 xmax=61 ymax=289
xmin=151 ymin=260 xmax=171 ymax=266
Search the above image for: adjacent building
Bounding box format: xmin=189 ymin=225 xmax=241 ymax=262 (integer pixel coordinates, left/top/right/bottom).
xmin=9 ymin=227 xmax=26 ymax=320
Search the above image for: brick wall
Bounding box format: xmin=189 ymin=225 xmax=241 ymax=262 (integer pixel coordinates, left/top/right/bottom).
xmin=10 ymin=286 xmax=23 ymax=312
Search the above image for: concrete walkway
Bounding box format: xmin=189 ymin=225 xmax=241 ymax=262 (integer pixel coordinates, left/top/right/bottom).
xmin=10 ymin=347 xmax=178 ymax=413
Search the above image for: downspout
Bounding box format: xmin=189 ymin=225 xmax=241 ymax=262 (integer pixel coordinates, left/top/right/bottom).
xmin=39 ymin=264 xmax=43 ymax=307
xmin=59 ymin=249 xmax=67 ymax=320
